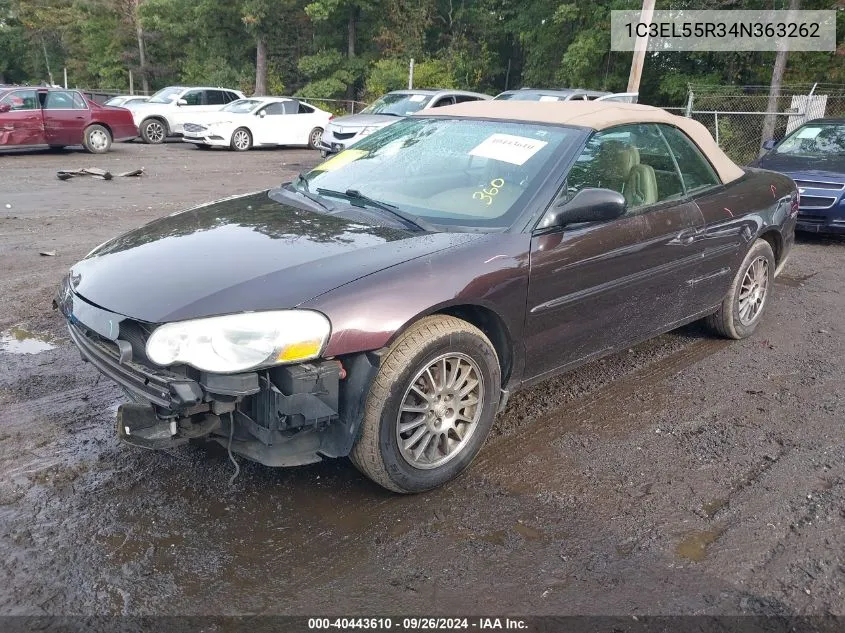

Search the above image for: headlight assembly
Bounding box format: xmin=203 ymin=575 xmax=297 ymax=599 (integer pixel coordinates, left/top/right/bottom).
xmin=146 ymin=310 xmax=331 ymax=373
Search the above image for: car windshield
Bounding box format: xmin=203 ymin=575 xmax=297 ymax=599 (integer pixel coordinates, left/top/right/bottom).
xmin=296 ymin=117 xmax=575 ymax=229
xmin=148 ymin=87 xmax=183 ymax=104
xmin=360 ymin=93 xmax=433 ymax=116
xmin=222 ymin=99 xmax=262 ymax=114
xmin=775 ymin=122 xmax=845 ymax=157
xmin=104 ymin=97 xmax=124 ymax=106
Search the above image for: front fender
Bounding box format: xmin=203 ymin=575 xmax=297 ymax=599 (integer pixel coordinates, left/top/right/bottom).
xmin=301 ymin=232 xmax=532 ymax=374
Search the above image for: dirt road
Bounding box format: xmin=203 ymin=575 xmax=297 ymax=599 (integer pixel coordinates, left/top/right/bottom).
xmin=1 ymin=143 xmax=843 ymax=617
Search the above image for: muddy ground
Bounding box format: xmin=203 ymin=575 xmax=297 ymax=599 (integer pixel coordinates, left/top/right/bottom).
xmin=0 ymin=142 xmax=843 ymax=617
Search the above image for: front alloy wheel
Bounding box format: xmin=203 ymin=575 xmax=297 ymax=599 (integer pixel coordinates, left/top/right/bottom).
xmin=350 ymin=315 xmax=500 ymax=493
xmin=396 ymin=352 xmax=484 ymax=469
xmin=230 ymin=128 xmax=252 ymax=151
xmin=141 ymin=119 xmax=166 ymax=144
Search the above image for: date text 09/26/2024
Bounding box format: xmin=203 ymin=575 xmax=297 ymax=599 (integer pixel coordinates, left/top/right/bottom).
xmin=307 ymin=617 xmax=528 ymax=630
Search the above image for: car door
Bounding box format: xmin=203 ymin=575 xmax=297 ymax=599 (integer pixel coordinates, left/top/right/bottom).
xmin=523 ymin=123 xmax=707 ymax=382
xmin=170 ymin=89 xmax=208 ymax=133
xmin=0 ymin=89 xmax=45 ymax=146
xmin=43 ymin=90 xmax=89 ymax=146
xmin=290 ymin=102 xmax=321 ymax=144
xmin=254 ymin=101 xmax=289 ymax=145
xmin=657 ymin=124 xmax=746 ymax=311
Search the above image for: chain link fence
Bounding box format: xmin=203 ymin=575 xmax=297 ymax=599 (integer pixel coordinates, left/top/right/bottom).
xmin=676 ymin=84 xmax=845 ymax=166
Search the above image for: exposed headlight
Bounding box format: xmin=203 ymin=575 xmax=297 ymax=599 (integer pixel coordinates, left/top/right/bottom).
xmin=359 ymin=125 xmax=381 ymax=137
xmin=146 ymin=310 xmax=331 ymax=373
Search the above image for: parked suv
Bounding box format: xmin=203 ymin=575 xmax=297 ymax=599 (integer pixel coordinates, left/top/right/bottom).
xmin=126 ymin=86 xmax=245 ymax=144
xmin=319 ymin=89 xmax=490 ymax=155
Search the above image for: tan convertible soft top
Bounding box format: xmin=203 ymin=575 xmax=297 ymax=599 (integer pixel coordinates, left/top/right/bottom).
xmin=417 ymin=101 xmax=745 ymax=184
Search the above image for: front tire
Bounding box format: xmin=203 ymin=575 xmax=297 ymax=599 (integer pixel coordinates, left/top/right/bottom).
xmin=230 ymin=127 xmax=252 ymax=151
xmin=705 ymin=238 xmax=775 ymax=339
xmin=350 ymin=315 xmax=501 ymax=493
xmin=83 ymin=124 xmax=112 ymax=154
xmin=140 ymin=118 xmax=167 ymax=144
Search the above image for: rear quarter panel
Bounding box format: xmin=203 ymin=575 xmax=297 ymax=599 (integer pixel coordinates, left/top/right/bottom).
xmin=692 ymin=168 xmax=796 ymax=306
xmin=93 ymin=103 xmax=139 ymax=141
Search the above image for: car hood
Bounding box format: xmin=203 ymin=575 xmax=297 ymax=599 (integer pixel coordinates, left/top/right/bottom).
xmin=753 ymin=153 xmax=845 ymax=181
xmin=70 ymin=191 xmax=479 ymax=323
xmin=328 ymin=114 xmax=400 ymax=129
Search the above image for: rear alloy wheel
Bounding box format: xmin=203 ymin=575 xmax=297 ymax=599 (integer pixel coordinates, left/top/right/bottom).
xmin=140 ymin=119 xmax=166 ymax=144
xmin=705 ymin=238 xmax=775 ymax=339
xmin=308 ymin=127 xmax=324 ymax=150
xmin=350 ymin=315 xmax=501 ymax=493
xmin=230 ymin=127 xmax=252 ymax=151
xmin=83 ymin=124 xmax=112 ymax=154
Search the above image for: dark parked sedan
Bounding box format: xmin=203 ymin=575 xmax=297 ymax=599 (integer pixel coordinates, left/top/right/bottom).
xmin=56 ymin=101 xmax=797 ymax=492
xmin=751 ymin=118 xmax=845 ymax=234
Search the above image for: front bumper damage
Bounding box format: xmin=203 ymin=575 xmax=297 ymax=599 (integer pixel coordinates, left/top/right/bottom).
xmin=56 ymin=283 xmax=380 ymax=467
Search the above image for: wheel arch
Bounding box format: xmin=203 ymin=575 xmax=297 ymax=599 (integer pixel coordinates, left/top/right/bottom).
xmin=757 ymin=228 xmax=783 ymax=265
xmin=87 ymin=120 xmax=113 ymax=137
xmin=384 ymin=302 xmax=515 ymax=387
xmin=140 ymin=115 xmax=170 ymax=135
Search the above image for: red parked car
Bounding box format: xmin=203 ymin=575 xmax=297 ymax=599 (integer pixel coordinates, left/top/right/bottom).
xmin=0 ymin=87 xmax=137 ymax=153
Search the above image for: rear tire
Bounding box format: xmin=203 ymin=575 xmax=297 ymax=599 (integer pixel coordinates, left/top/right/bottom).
xmin=140 ymin=118 xmax=167 ymax=144
xmin=308 ymin=127 xmax=324 ymax=150
xmin=350 ymin=315 xmax=500 ymax=493
xmin=704 ymin=238 xmax=775 ymax=339
xmin=83 ymin=124 xmax=112 ymax=154
xmin=230 ymin=127 xmax=252 ymax=151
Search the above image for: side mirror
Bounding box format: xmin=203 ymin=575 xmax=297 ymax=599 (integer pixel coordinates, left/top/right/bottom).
xmin=176 ymin=98 xmax=188 ymax=106
xmin=539 ymin=188 xmax=626 ymax=229
xmin=0 ymin=103 xmax=11 ymax=114
xmin=258 ymin=110 xmax=266 ymax=118
xmin=762 ymin=139 xmax=776 ymax=151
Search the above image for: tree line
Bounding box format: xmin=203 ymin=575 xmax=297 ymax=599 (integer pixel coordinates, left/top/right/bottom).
xmin=1 ymin=0 xmax=843 ymax=106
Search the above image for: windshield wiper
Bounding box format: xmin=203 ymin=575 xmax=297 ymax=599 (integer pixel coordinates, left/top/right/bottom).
xmin=316 ymin=188 xmax=436 ymax=232
xmin=280 ymin=173 xmax=335 ymax=211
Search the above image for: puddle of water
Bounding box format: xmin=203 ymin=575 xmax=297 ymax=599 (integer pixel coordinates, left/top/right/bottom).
xmin=702 ymin=498 xmax=728 ymax=518
xmin=512 ymin=522 xmax=544 ymax=541
xmin=0 ymin=326 xmax=57 ymax=355
xmin=675 ymin=529 xmax=722 ymax=562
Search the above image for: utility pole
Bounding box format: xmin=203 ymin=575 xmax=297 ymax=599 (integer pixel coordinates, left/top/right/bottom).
xmin=626 ymin=0 xmax=655 ymax=94
xmin=760 ymin=0 xmax=801 ymax=155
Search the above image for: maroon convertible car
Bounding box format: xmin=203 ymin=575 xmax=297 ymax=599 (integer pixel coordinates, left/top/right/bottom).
xmin=56 ymin=101 xmax=798 ymax=492
xmin=0 ymin=87 xmax=137 ymax=153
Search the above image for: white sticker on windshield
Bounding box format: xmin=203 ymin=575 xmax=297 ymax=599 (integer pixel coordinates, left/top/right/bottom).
xmin=409 ymin=94 xmax=426 ymax=102
xmin=469 ymin=133 xmax=548 ymax=165
xmin=796 ymin=127 xmax=821 ymax=139
xmin=538 ymin=95 xmax=560 ymax=102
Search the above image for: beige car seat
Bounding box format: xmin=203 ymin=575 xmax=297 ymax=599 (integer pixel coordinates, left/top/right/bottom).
xmin=624 ymin=164 xmax=658 ymax=207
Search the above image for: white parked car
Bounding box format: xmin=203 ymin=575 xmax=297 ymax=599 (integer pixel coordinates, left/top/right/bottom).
xmin=125 ymin=86 xmax=245 ymax=144
xmin=181 ymin=97 xmax=332 ymax=151
xmin=319 ymin=89 xmax=491 ymax=155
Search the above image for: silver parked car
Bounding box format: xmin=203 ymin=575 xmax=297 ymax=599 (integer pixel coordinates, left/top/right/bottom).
xmin=104 ymin=95 xmax=150 ymax=108
xmin=494 ymin=88 xmax=638 ymax=103
xmin=319 ymin=89 xmax=491 ymax=155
